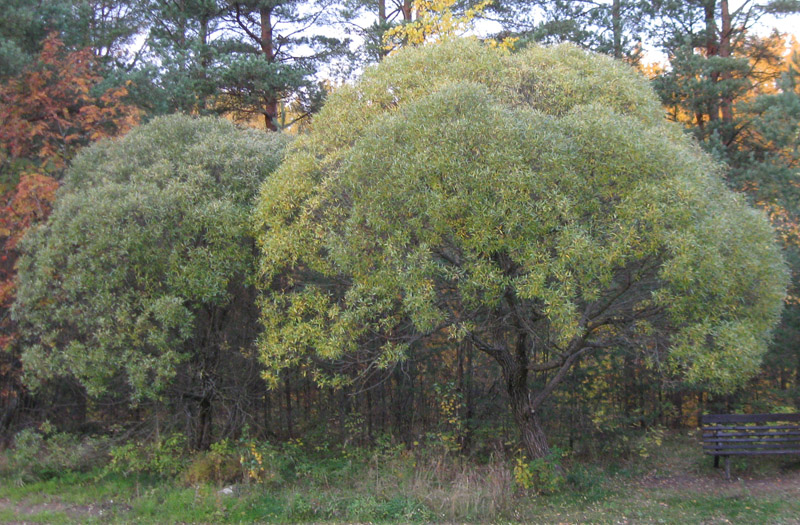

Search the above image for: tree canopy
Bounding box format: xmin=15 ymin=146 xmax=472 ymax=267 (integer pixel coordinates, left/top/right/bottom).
xmin=253 ymin=38 xmax=788 ymax=458
xmin=13 ymin=115 xmax=289 ymax=423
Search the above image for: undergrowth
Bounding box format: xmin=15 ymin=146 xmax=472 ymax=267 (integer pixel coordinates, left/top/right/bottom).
xmin=2 ymin=429 xmax=800 ymax=523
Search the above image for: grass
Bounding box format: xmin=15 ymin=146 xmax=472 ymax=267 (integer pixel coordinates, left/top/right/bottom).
xmin=2 ymin=431 xmax=800 ymax=523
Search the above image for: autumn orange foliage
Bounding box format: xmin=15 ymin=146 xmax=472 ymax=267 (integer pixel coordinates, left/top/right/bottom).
xmin=0 ymin=33 xmax=139 ymax=171
xmin=0 ymin=174 xmax=59 ymax=334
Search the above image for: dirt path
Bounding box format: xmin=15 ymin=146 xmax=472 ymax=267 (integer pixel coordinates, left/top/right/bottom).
xmin=0 ymin=496 xmax=128 ymax=523
xmin=638 ymin=459 xmax=800 ymax=496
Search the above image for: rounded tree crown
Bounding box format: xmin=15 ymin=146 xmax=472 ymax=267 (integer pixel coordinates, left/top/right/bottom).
xmin=14 ymin=114 xmax=290 ymax=399
xmin=254 ymin=39 xmax=787 ymax=392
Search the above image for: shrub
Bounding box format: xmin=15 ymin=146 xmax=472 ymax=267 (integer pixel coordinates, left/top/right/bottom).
xmin=182 ymin=439 xmax=242 ymax=485
xmin=513 ymin=450 xmax=566 ymax=494
xmin=3 ymin=423 xmax=107 ymax=483
xmin=105 ymin=433 xmax=187 ymax=479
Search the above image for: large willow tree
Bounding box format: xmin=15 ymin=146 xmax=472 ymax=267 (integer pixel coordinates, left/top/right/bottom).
xmin=253 ymin=39 xmax=787 ymax=458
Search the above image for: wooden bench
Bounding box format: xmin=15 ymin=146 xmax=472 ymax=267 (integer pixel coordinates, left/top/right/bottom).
xmin=701 ymin=413 xmax=800 ymax=479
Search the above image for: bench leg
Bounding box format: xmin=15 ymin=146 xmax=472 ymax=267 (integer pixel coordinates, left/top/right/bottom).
xmin=714 ymin=455 xmax=719 ymax=468
xmin=725 ymin=456 xmax=730 ymax=481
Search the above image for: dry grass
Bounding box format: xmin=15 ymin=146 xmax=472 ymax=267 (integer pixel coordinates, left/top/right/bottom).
xmin=3 ymin=432 xmax=800 ymax=523
xmin=410 ymin=456 xmax=515 ymax=520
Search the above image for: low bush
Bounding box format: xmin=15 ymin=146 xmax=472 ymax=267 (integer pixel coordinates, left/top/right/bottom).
xmin=104 ymin=433 xmax=188 ymax=478
xmin=182 ymin=439 xmax=242 ymax=485
xmin=513 ymin=449 xmax=566 ymax=494
xmin=2 ymin=422 xmax=107 ymax=483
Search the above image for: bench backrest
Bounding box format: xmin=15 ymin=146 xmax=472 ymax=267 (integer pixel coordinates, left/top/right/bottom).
xmin=701 ymin=413 xmax=800 ymax=456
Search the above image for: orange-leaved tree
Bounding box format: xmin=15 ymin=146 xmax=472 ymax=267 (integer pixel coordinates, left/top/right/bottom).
xmin=0 ymin=33 xmax=139 ymax=432
xmin=0 ymin=33 xmax=140 ymax=172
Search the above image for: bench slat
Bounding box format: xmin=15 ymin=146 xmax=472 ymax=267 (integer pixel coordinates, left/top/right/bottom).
xmin=703 ymin=449 xmax=800 ymax=456
xmin=703 ymin=442 xmax=800 ymax=450
xmin=703 ymin=436 xmax=800 ymax=443
xmin=702 ymin=424 xmax=800 ymax=432
xmin=702 ymin=430 xmax=800 ymax=438
xmin=701 ymin=413 xmax=800 ymax=424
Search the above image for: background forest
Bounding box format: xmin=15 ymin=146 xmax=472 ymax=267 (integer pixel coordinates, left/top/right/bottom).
xmin=1 ymin=2 xmax=800 ymax=518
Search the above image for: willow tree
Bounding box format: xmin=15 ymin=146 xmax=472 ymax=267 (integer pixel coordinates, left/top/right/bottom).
xmin=13 ymin=115 xmax=289 ymax=448
xmin=253 ymin=39 xmax=787 ymax=459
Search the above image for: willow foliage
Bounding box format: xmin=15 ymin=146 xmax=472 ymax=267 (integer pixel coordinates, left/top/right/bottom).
xmin=254 ymin=39 xmax=787 ymax=397
xmin=14 ymin=115 xmax=290 ymax=400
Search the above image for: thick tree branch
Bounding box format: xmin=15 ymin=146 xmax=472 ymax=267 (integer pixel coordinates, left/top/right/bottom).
xmin=233 ymin=5 xmax=263 ymax=45
xmin=468 ymin=332 xmax=509 ymax=363
xmin=530 ymin=342 xmax=598 ymax=411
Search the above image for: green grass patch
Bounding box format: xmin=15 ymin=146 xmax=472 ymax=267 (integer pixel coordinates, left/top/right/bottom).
xmin=0 ymin=471 xmax=139 ymax=504
xmin=2 ymin=431 xmax=800 ymax=523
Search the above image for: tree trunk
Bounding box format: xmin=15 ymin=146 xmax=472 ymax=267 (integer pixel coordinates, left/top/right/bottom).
xmin=718 ymin=0 xmax=734 ymax=137
xmin=673 ymin=390 xmax=684 ymax=427
xmin=501 ymin=333 xmax=551 ymax=459
xmin=196 ymin=14 xmax=212 ymax=113
xmin=366 ymin=386 xmax=373 ymax=441
xmin=379 ymin=380 xmax=387 ymax=433
xmin=0 ymin=394 xmax=18 ymax=440
xmin=463 ymin=339 xmax=475 ymax=452
xmin=196 ymin=394 xmax=212 ymax=450
xmin=457 ymin=340 xmax=466 ymax=450
xmin=705 ymin=0 xmax=720 ymax=122
xmin=284 ymin=376 xmax=293 ymax=438
xmin=259 ymin=6 xmax=278 ymax=131
xmin=795 ymin=360 xmax=800 ymax=409
xmin=393 ymin=361 xmax=415 ymax=443
xmin=508 ymin=374 xmax=550 ymax=459
xmin=262 ymin=387 xmax=272 ymax=438
xmin=378 ymin=0 xmax=386 ymax=23
xmin=402 ymin=0 xmax=413 ymax=21
xmin=612 ymin=0 xmax=623 ymax=59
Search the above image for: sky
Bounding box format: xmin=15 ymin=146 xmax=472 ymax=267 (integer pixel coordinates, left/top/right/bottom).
xmin=735 ymin=0 xmax=799 ymax=36
xmin=246 ymin=1 xmax=800 ymax=83
xmin=471 ymin=1 xmax=799 ymax=37
xmin=468 ymin=0 xmax=800 ymax=64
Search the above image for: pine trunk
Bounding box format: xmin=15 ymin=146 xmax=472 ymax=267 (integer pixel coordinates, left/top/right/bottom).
xmin=719 ymin=0 xmax=734 ymax=131
xmin=612 ymin=0 xmax=622 ymax=59
xmin=705 ymin=0 xmax=720 ymax=122
xmin=260 ymin=7 xmax=279 ymax=131
xmin=402 ymin=0 xmax=413 ymax=21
